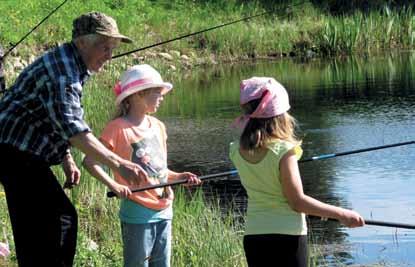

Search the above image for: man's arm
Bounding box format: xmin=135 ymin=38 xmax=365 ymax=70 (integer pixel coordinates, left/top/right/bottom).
xmin=69 ymin=132 xmax=148 ymax=181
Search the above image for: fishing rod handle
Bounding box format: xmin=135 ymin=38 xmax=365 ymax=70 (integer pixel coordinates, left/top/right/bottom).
xmin=107 ymin=191 xmax=116 ymax=198
xmin=106 ymin=179 xmax=184 ymax=198
xmin=106 ymin=170 xmax=238 ymax=198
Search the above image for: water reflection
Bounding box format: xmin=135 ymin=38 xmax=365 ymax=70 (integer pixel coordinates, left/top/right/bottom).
xmin=160 ymin=51 xmax=415 ymax=266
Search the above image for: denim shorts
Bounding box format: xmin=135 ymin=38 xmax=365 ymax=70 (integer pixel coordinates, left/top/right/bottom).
xmin=121 ymin=220 xmax=172 ymax=267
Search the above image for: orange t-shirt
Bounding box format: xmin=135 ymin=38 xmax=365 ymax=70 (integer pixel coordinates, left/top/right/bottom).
xmin=100 ymin=115 xmax=173 ymax=210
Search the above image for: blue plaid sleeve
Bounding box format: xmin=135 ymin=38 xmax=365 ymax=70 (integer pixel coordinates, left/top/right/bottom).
xmin=44 ymin=76 xmax=90 ymax=140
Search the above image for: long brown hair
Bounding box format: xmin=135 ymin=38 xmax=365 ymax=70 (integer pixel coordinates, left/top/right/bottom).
xmin=240 ymin=98 xmax=300 ymax=151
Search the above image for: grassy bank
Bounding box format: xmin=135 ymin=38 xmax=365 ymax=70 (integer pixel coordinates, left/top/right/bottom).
xmin=1 ymin=0 xmax=415 ymax=81
xmin=1 ymin=1 xmax=414 ymax=266
xmin=0 ymin=187 xmax=246 ymax=267
xmin=72 ymin=188 xmax=246 ymax=267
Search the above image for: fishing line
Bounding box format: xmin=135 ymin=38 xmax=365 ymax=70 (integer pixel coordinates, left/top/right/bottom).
xmin=112 ymin=1 xmax=307 ymax=59
xmin=0 ymin=0 xmax=69 ymax=94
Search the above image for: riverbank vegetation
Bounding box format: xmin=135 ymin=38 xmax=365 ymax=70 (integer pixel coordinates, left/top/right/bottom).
xmin=0 ymin=187 xmax=247 ymax=266
xmin=0 ymin=1 xmax=414 ymax=266
xmin=2 ymin=0 xmax=415 ymax=80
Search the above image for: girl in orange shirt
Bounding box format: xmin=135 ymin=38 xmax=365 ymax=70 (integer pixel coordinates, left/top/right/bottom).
xmin=83 ymin=64 xmax=201 ymax=267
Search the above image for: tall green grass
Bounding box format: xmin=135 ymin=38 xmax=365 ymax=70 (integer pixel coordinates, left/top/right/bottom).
xmin=1 ymin=1 xmax=415 ymax=266
xmin=0 ymin=186 xmax=246 ymax=266
xmin=171 ymin=189 xmax=246 ymax=267
xmin=316 ymin=6 xmax=415 ymax=56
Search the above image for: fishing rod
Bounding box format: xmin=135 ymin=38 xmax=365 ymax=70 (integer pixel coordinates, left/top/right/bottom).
xmin=309 ymin=216 xmax=415 ymax=230
xmin=1 ymin=0 xmax=69 ymax=94
xmin=300 ymin=140 xmax=415 ymax=162
xmin=107 ymin=140 xmax=415 ymax=198
xmin=107 ymin=170 xmax=237 ymax=198
xmin=112 ymin=1 xmax=307 ymax=59
xmin=2 ymin=0 xmax=69 ymax=59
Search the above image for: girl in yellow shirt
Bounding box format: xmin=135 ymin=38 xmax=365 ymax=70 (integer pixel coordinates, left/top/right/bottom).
xmin=229 ymin=77 xmax=365 ymax=267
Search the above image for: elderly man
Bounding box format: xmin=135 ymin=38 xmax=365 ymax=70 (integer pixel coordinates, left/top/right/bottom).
xmin=0 ymin=12 xmax=147 ymax=266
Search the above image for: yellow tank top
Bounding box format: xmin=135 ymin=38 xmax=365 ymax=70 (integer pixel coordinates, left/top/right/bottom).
xmin=229 ymin=140 xmax=307 ymax=236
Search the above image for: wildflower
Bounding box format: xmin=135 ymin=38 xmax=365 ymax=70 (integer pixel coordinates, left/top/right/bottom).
xmin=86 ymin=238 xmax=98 ymax=251
xmin=0 ymin=242 xmax=9 ymax=257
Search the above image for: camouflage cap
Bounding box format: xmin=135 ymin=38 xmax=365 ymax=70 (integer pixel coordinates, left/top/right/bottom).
xmin=72 ymin=11 xmax=132 ymax=43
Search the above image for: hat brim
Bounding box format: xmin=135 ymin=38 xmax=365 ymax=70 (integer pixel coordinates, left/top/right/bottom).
xmin=116 ymin=82 xmax=173 ymax=106
xmin=96 ymin=31 xmax=133 ymax=43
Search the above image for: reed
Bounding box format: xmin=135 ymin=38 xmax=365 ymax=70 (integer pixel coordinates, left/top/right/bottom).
xmin=315 ymin=6 xmax=415 ymax=56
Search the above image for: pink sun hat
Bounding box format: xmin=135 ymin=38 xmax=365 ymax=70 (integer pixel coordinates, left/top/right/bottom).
xmin=233 ymin=77 xmax=290 ymax=128
xmin=113 ymin=64 xmax=173 ymax=106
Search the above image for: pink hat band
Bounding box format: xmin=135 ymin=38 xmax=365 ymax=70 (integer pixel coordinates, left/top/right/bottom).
xmin=114 ymin=64 xmax=173 ymax=106
xmin=233 ymin=77 xmax=290 ymax=129
xmin=114 ymin=78 xmax=153 ymax=97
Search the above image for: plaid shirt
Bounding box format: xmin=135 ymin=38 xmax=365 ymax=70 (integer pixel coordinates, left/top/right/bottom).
xmin=0 ymin=42 xmax=91 ymax=165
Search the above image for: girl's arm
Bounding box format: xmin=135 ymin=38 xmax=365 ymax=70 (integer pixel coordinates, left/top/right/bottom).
xmin=82 ymin=152 xmax=132 ymax=198
xmin=280 ymin=149 xmax=365 ymax=228
xmin=168 ymin=170 xmax=201 ymax=186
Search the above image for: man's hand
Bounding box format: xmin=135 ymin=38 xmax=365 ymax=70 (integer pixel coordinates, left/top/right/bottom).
xmin=62 ymin=153 xmax=81 ymax=189
xmin=118 ymin=159 xmax=149 ymax=185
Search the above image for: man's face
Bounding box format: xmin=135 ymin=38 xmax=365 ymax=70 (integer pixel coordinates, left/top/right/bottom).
xmin=79 ymin=35 xmax=120 ymax=73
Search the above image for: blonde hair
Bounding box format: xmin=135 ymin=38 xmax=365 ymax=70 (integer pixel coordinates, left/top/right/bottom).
xmin=240 ymin=98 xmax=300 ymax=151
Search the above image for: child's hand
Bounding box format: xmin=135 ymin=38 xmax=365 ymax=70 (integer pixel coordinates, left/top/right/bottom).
xmin=109 ymin=182 xmax=132 ymax=198
xmin=180 ymin=172 xmax=202 ymax=187
xmin=338 ymin=209 xmax=365 ymax=228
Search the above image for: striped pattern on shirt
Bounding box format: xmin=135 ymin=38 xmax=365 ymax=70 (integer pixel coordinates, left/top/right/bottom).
xmin=0 ymin=42 xmax=91 ymax=165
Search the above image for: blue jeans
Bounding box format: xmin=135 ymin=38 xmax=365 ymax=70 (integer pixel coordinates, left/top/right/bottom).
xmin=121 ymin=220 xmax=172 ymax=267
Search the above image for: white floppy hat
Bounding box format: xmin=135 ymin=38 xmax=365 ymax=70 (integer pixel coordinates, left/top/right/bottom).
xmin=113 ymin=64 xmax=173 ymax=105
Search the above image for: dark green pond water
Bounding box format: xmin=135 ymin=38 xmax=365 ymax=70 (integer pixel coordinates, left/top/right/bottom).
xmin=159 ymin=52 xmax=415 ymax=266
